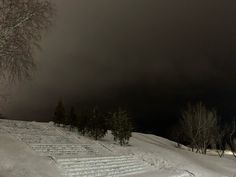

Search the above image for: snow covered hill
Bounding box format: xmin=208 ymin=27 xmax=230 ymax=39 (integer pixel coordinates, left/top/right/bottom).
xmin=0 ymin=119 xmax=235 ymax=177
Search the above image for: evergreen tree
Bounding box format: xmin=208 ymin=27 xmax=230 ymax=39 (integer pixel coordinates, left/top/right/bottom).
xmin=77 ymin=108 xmax=89 ymax=135
xmin=111 ymin=108 xmax=133 ymax=146
xmin=68 ymin=106 xmax=77 ymax=130
xmin=86 ymin=107 xmax=107 ymax=140
xmin=53 ymin=100 xmax=66 ymax=126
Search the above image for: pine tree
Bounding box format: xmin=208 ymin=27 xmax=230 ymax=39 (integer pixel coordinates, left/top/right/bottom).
xmin=53 ymin=100 xmax=66 ymax=126
xmin=86 ymin=107 xmax=107 ymax=140
xmin=111 ymin=108 xmax=133 ymax=146
xmin=68 ymin=106 xmax=77 ymax=130
xmin=77 ymin=108 xmax=88 ymax=135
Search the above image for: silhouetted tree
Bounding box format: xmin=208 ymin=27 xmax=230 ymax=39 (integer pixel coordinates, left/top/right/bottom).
xmin=53 ymin=100 xmax=66 ymax=126
xmin=215 ymin=119 xmax=236 ymax=158
xmin=68 ymin=106 xmax=77 ymax=130
xmin=0 ymin=0 xmax=54 ymax=81
xmin=214 ymin=124 xmax=227 ymax=157
xmin=229 ymin=119 xmax=236 ymax=157
xmin=86 ymin=107 xmax=107 ymax=140
xmin=77 ymin=107 xmax=89 ymax=135
xmin=169 ymin=124 xmax=184 ymax=148
xmin=180 ymin=102 xmax=218 ymax=154
xmin=110 ymin=108 xmax=133 ymax=146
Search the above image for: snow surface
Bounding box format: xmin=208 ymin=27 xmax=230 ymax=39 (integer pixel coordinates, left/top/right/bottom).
xmin=0 ymin=119 xmax=235 ymax=177
xmin=0 ymin=134 xmax=61 ymax=177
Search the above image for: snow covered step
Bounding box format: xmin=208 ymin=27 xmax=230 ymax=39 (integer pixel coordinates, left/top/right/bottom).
xmin=81 ymin=143 xmax=113 ymax=155
xmin=65 ymin=165 xmax=147 ymax=176
xmin=58 ymin=155 xmax=151 ymax=177
xmin=64 ymin=162 xmax=145 ymax=172
xmin=60 ymin=158 xmax=139 ymax=168
xmin=31 ymin=144 xmax=87 ymax=150
xmin=60 ymin=159 xmax=138 ymax=169
xmin=63 ymin=165 xmax=149 ymax=177
xmin=6 ymin=127 xmax=48 ymax=135
xmin=30 ymin=144 xmax=89 ymax=156
xmin=57 ymin=155 xmax=135 ymax=163
xmin=27 ymin=135 xmax=73 ymax=144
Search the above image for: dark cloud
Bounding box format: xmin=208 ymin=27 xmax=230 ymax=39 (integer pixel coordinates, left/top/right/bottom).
xmin=4 ymin=0 xmax=236 ymax=134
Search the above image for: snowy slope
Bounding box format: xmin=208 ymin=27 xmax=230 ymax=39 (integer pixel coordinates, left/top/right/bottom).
xmin=0 ymin=134 xmax=61 ymax=177
xmin=0 ymin=119 xmax=235 ymax=177
xmin=128 ymin=133 xmax=236 ymax=177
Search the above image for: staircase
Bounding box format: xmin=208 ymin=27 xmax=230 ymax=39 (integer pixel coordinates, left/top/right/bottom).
xmin=0 ymin=119 xmax=153 ymax=177
xmin=57 ymin=155 xmax=151 ymax=177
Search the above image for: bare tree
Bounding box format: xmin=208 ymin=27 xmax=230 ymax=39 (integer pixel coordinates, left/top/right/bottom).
xmin=216 ymin=119 xmax=236 ymax=158
xmin=214 ymin=125 xmax=226 ymax=157
xmin=180 ymin=102 xmax=218 ymax=154
xmin=169 ymin=124 xmax=184 ymax=148
xmin=0 ymin=0 xmax=54 ymax=81
xmin=229 ymin=119 xmax=236 ymax=157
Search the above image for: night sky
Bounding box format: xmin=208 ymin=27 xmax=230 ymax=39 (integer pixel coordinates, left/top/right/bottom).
xmin=4 ymin=0 xmax=236 ymax=136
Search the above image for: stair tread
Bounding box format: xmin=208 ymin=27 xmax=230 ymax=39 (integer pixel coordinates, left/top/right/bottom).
xmin=63 ymin=162 xmax=147 ymax=171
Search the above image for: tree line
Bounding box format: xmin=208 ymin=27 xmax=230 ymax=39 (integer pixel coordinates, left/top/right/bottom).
xmin=171 ymin=102 xmax=236 ymax=158
xmin=53 ymin=100 xmax=133 ymax=146
xmin=53 ymin=100 xmax=235 ymax=156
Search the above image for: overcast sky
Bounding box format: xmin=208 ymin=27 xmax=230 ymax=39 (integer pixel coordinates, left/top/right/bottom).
xmin=4 ymin=0 xmax=236 ymax=134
